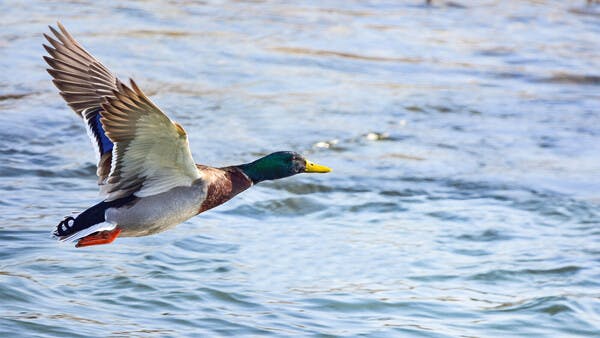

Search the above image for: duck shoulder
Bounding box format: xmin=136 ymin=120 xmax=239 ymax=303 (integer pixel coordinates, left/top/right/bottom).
xmin=196 ymin=165 xmax=252 ymax=213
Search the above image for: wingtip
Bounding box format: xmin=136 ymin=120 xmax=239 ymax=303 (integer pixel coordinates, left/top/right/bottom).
xmin=42 ymin=55 xmax=54 ymax=65
xmin=48 ymin=24 xmax=60 ymax=37
xmin=43 ymin=28 xmax=57 ymax=46
xmin=110 ymin=79 xmax=125 ymax=99
xmin=129 ymin=78 xmax=143 ymax=95
xmin=57 ymin=21 xmax=71 ymax=38
xmin=112 ymin=79 xmax=138 ymax=98
xmin=49 ymin=21 xmax=64 ymax=33
xmin=42 ymin=43 xmax=54 ymax=55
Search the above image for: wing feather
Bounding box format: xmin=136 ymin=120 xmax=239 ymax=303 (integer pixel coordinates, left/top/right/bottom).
xmin=44 ymin=23 xmax=201 ymax=199
xmin=44 ymin=22 xmax=118 ymax=185
xmin=100 ymin=79 xmax=201 ymax=201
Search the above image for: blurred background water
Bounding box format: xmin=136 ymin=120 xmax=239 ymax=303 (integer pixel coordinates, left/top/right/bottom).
xmin=1 ymin=0 xmax=600 ymax=336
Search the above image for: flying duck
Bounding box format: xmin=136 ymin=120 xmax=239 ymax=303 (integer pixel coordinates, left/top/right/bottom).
xmin=43 ymin=23 xmax=331 ymax=248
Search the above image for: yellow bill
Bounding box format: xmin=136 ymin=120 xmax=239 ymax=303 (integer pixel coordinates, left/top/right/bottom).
xmin=304 ymin=160 xmax=332 ymax=173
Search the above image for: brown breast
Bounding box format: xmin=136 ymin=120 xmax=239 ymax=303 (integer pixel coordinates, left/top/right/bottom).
xmin=197 ymin=166 xmax=253 ymax=213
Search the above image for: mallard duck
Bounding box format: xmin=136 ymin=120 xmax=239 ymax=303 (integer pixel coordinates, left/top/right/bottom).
xmin=43 ymin=23 xmax=331 ymax=248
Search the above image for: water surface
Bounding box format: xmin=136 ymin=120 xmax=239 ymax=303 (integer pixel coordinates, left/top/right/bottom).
xmin=1 ymin=0 xmax=600 ymax=336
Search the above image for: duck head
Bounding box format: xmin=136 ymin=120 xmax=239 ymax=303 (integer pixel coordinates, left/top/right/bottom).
xmin=239 ymin=151 xmax=331 ymax=184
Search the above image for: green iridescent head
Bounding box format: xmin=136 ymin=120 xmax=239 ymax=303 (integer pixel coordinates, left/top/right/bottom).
xmin=238 ymin=151 xmax=331 ymax=184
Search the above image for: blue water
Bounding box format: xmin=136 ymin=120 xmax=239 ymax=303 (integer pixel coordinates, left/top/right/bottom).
xmin=1 ymin=0 xmax=600 ymax=336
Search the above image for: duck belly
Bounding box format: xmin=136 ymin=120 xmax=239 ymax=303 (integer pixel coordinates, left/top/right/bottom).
xmin=106 ymin=184 xmax=206 ymax=237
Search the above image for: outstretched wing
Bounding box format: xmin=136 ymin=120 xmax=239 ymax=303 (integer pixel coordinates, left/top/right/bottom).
xmin=43 ymin=23 xmax=202 ymax=200
xmin=100 ymin=79 xmax=202 ymax=201
xmin=43 ymin=22 xmax=117 ymax=182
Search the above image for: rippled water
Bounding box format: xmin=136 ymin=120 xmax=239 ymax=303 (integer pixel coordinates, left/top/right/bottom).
xmin=2 ymin=0 xmax=600 ymax=336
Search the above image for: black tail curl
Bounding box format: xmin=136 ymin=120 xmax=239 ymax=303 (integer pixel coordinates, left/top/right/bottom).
xmin=52 ymin=194 xmax=138 ymax=239
xmin=54 ymin=216 xmax=77 ymax=238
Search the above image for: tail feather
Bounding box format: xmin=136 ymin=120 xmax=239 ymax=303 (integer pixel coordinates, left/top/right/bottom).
xmin=52 ymin=203 xmax=109 ymax=241
xmin=57 ymin=222 xmax=117 ymax=243
xmin=52 ymin=194 xmax=137 ymax=243
xmin=53 ymin=216 xmax=77 ymax=239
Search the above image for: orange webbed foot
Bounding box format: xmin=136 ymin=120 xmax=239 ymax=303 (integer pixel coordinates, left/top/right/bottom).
xmin=76 ymin=228 xmax=122 ymax=248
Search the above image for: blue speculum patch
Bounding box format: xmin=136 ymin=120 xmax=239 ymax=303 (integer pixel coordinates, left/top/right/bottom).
xmin=94 ymin=112 xmax=113 ymax=155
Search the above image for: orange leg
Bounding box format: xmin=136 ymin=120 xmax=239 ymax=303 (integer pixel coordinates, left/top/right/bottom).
xmin=76 ymin=228 xmax=122 ymax=248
